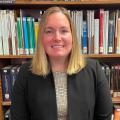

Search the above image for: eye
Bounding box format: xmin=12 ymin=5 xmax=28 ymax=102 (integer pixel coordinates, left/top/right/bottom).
xmin=61 ymin=29 xmax=69 ymax=34
xmin=45 ymin=29 xmax=53 ymax=34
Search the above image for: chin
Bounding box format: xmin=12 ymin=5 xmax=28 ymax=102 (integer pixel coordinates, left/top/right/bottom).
xmin=50 ymin=54 xmax=65 ymax=57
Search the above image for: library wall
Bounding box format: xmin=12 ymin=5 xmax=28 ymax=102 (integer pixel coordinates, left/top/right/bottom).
xmin=1 ymin=0 xmax=120 ymax=120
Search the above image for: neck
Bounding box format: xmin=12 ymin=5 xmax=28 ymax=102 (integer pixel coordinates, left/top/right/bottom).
xmin=49 ymin=57 xmax=69 ymax=72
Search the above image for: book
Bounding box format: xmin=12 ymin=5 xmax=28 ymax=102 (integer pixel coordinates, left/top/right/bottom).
xmin=22 ymin=17 xmax=29 ymax=55
xmin=116 ymin=18 xmax=120 ymax=54
xmin=114 ymin=105 xmax=120 ymax=120
xmin=103 ymin=10 xmax=109 ymax=54
xmin=82 ymin=21 xmax=88 ymax=54
xmin=4 ymin=108 xmax=11 ymax=120
xmin=10 ymin=10 xmax=17 ymax=55
xmin=99 ymin=9 xmax=104 ymax=54
xmin=27 ymin=17 xmax=36 ymax=54
xmin=94 ymin=19 xmax=99 ymax=54
xmin=34 ymin=20 xmax=39 ymax=44
xmin=108 ymin=20 xmax=114 ymax=54
xmin=2 ymin=10 xmax=10 ymax=55
xmin=0 ymin=10 xmax=3 ymax=55
xmin=10 ymin=65 xmax=19 ymax=91
xmin=16 ymin=17 xmax=23 ymax=55
xmin=1 ymin=66 xmax=12 ymax=101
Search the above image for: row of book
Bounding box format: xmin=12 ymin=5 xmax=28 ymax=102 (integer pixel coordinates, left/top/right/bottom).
xmin=4 ymin=109 xmax=11 ymax=120
xmin=0 ymin=63 xmax=120 ymax=120
xmin=102 ymin=64 xmax=120 ymax=98
xmin=1 ymin=65 xmax=20 ymax=101
xmin=3 ymin=106 xmax=120 ymax=120
xmin=70 ymin=9 xmax=120 ymax=54
xmin=1 ymin=9 xmax=120 ymax=55
xmin=30 ymin=0 xmax=85 ymax=1
xmin=112 ymin=105 xmax=120 ymax=120
xmin=1 ymin=63 xmax=120 ymax=102
xmin=0 ymin=0 xmax=15 ymax=3
xmin=0 ymin=10 xmax=39 ymax=55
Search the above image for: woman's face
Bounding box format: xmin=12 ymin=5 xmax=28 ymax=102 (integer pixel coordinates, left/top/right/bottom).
xmin=43 ymin=12 xmax=72 ymax=60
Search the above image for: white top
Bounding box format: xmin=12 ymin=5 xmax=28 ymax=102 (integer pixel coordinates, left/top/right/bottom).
xmin=53 ymin=72 xmax=68 ymax=120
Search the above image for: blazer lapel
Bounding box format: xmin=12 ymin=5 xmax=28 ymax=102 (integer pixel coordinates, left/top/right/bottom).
xmin=67 ymin=73 xmax=90 ymax=120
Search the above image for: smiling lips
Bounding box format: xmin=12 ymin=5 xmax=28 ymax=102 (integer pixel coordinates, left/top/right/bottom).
xmin=51 ymin=45 xmax=64 ymax=48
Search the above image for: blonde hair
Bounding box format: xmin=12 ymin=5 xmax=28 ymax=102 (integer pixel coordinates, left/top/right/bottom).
xmin=32 ymin=6 xmax=86 ymax=76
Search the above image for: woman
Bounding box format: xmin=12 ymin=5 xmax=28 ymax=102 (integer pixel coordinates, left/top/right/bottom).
xmin=11 ymin=6 xmax=113 ymax=120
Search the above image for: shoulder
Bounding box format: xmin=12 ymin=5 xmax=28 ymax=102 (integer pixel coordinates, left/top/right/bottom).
xmin=17 ymin=61 xmax=34 ymax=80
xmin=82 ymin=58 xmax=105 ymax=80
xmin=20 ymin=61 xmax=31 ymax=70
xmin=85 ymin=58 xmax=101 ymax=71
xmin=84 ymin=58 xmax=107 ymax=83
xmin=86 ymin=58 xmax=99 ymax=65
xmin=19 ymin=61 xmax=32 ymax=73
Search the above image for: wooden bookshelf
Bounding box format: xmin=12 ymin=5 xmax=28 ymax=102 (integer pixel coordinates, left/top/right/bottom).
xmin=84 ymin=54 xmax=120 ymax=58
xmin=0 ymin=55 xmax=33 ymax=59
xmin=1 ymin=0 xmax=120 ymax=9
xmin=14 ymin=0 xmax=120 ymax=5
xmin=0 ymin=0 xmax=120 ymax=119
xmin=0 ymin=54 xmax=120 ymax=59
xmin=0 ymin=79 xmax=4 ymax=120
xmin=112 ymin=97 xmax=120 ymax=104
xmin=2 ymin=97 xmax=120 ymax=107
xmin=2 ymin=102 xmax=11 ymax=106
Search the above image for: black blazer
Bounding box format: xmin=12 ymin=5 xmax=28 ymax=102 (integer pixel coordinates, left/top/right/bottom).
xmin=11 ymin=59 xmax=113 ymax=120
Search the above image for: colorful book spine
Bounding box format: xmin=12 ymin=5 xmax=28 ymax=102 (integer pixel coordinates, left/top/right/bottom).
xmin=10 ymin=10 xmax=17 ymax=55
xmin=34 ymin=20 xmax=39 ymax=44
xmin=22 ymin=17 xmax=29 ymax=55
xmin=2 ymin=10 xmax=9 ymax=55
xmin=16 ymin=17 xmax=23 ymax=55
xmin=108 ymin=20 xmax=114 ymax=53
xmin=1 ymin=66 xmax=12 ymax=101
xmin=116 ymin=19 xmax=120 ymax=54
xmin=99 ymin=9 xmax=104 ymax=54
xmin=94 ymin=19 xmax=99 ymax=54
xmin=82 ymin=21 xmax=88 ymax=54
xmin=27 ymin=17 xmax=36 ymax=54
xmin=10 ymin=66 xmax=19 ymax=91
xmin=0 ymin=10 xmax=3 ymax=55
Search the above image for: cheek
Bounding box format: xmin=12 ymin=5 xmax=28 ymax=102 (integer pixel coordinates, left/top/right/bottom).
xmin=67 ymin=37 xmax=72 ymax=49
xmin=43 ymin=36 xmax=50 ymax=48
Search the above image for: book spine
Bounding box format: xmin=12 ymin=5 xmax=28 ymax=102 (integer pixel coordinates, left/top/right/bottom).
xmin=10 ymin=11 xmax=17 ymax=55
xmin=99 ymin=9 xmax=104 ymax=54
xmin=22 ymin=17 xmax=29 ymax=55
xmin=0 ymin=10 xmax=3 ymax=55
xmin=94 ymin=19 xmax=99 ymax=54
xmin=82 ymin=21 xmax=88 ymax=54
xmin=16 ymin=17 xmax=23 ymax=55
xmin=108 ymin=20 xmax=114 ymax=53
xmin=1 ymin=67 xmax=12 ymax=101
xmin=27 ymin=17 xmax=36 ymax=54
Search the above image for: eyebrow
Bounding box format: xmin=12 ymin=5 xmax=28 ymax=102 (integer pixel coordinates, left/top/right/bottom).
xmin=45 ymin=26 xmax=69 ymax=30
xmin=45 ymin=27 xmax=54 ymax=30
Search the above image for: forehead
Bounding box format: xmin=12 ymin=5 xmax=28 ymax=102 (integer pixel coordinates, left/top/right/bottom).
xmin=45 ymin=12 xmax=70 ymax=26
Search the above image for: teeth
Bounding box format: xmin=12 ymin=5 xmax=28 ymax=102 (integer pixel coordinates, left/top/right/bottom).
xmin=52 ymin=45 xmax=64 ymax=48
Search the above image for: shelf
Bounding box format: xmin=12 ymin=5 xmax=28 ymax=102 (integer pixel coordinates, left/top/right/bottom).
xmin=2 ymin=97 xmax=120 ymax=106
xmin=0 ymin=54 xmax=120 ymax=59
xmin=14 ymin=0 xmax=120 ymax=5
xmin=84 ymin=54 xmax=120 ymax=58
xmin=2 ymin=101 xmax=11 ymax=106
xmin=112 ymin=97 xmax=120 ymax=104
xmin=0 ymin=55 xmax=33 ymax=59
xmin=1 ymin=0 xmax=120 ymax=9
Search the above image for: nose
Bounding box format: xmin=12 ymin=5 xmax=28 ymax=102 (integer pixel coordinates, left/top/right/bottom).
xmin=54 ymin=31 xmax=61 ymax=41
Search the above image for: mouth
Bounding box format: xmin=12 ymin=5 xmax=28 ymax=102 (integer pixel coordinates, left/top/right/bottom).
xmin=51 ymin=45 xmax=64 ymax=48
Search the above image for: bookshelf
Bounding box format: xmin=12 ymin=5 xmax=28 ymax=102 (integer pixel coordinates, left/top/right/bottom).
xmin=1 ymin=0 xmax=120 ymax=119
